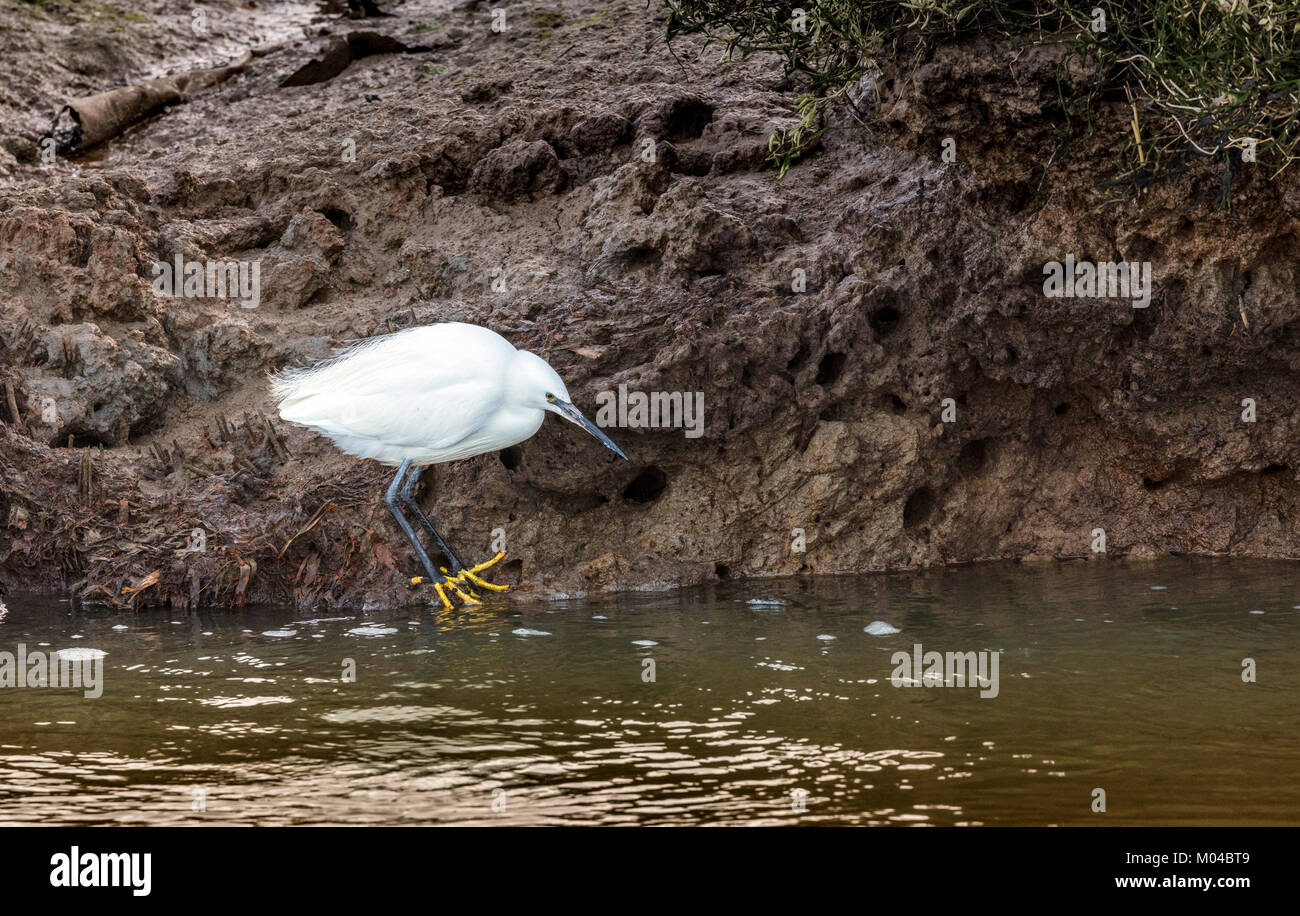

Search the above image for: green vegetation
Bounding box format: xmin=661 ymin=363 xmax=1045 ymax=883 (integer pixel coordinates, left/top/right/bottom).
xmin=663 ymin=0 xmax=1300 ymax=193
xmin=530 ymin=6 xmax=568 ymax=30
xmin=530 ymin=3 xmax=609 ymax=47
xmin=568 ymin=8 xmax=608 ymax=29
xmin=17 ymin=0 xmax=147 ymax=23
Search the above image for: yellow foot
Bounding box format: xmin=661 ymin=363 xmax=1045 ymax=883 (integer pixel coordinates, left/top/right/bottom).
xmin=410 ymin=552 xmax=509 ymax=610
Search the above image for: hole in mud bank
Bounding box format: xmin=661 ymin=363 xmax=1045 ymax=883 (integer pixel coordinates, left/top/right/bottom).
xmin=320 ymin=208 xmax=353 ymax=232
xmin=500 ymin=558 xmax=523 ymax=582
xmin=1142 ymin=476 xmax=1170 ymax=491
xmin=1054 ymin=402 xmax=1070 ymax=415
xmin=498 ymin=445 xmax=522 ymax=471
xmin=714 ymin=563 xmax=731 ymax=580
xmin=302 ymin=286 xmax=332 ymax=309
xmin=814 ymin=351 xmax=846 ymax=386
xmin=1201 ymin=346 xmax=1213 ymax=358
xmin=902 ymin=487 xmax=936 ymax=529
xmin=562 ymin=492 xmax=609 ymax=512
xmin=1262 ymin=463 xmax=1289 ymax=475
xmin=869 ymin=304 xmax=900 ymax=337
xmin=819 ymin=403 xmax=849 ymax=422
xmin=620 ymin=245 xmax=663 ymax=271
xmin=958 ymin=439 xmax=987 ymax=474
xmin=61 ymin=431 xmax=113 ymax=449
xmin=888 ymin=394 xmax=907 ymax=414
xmin=622 ymin=466 xmax=667 ymax=503
xmin=787 ymin=344 xmax=810 ymax=373
xmin=665 ymin=98 xmax=714 ymax=140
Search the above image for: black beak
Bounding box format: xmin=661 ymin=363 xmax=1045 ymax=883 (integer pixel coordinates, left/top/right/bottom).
xmin=552 ymin=400 xmax=628 ymax=459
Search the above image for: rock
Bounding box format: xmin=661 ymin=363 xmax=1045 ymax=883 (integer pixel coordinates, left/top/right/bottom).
xmin=21 ymin=323 xmax=177 ymax=446
xmin=470 ymin=139 xmax=568 ymax=198
xmin=569 ymin=111 xmax=631 ymax=155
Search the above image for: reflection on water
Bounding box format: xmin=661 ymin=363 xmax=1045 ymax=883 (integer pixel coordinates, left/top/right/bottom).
xmin=0 ymin=558 xmax=1297 ymax=825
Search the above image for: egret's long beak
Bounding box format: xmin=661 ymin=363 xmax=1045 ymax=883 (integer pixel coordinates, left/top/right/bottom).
xmin=552 ymin=400 xmax=627 ymax=459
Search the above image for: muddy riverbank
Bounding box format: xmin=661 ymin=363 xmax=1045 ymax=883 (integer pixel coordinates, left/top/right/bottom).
xmin=3 ymin=0 xmax=1300 ymax=609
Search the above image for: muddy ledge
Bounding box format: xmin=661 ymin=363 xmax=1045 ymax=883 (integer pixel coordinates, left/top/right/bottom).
xmin=3 ymin=0 xmax=1300 ymax=610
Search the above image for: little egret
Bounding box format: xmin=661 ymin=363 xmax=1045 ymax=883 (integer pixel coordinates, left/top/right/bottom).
xmin=270 ymin=322 xmax=627 ymax=609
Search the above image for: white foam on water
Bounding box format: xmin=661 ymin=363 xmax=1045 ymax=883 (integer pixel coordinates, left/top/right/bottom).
xmin=53 ymin=648 xmax=106 ymax=661
xmin=348 ymin=626 xmax=398 ymax=636
xmin=864 ymin=621 xmax=901 ymax=636
xmin=261 ymin=629 xmax=297 ymax=637
xmin=111 ymin=625 xmax=129 ymax=630
xmin=512 ymin=628 xmax=551 ymax=637
xmin=1249 ymin=610 xmax=1265 ymax=615
xmin=592 ymin=615 xmax=608 ymax=620
xmin=632 ymin=640 xmax=658 ymax=646
xmin=746 ymin=599 xmax=787 ymax=607
xmin=817 ymin=634 xmax=836 ymax=641
xmin=200 ymin=696 xmax=294 ymax=709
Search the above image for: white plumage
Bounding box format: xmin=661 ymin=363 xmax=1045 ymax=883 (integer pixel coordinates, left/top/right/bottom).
xmin=271 ymin=322 xmax=621 ymax=466
xmin=269 ymin=321 xmax=625 ymax=607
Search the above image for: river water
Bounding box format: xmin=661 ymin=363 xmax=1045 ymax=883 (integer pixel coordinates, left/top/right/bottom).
xmin=0 ymin=558 xmax=1296 ymax=825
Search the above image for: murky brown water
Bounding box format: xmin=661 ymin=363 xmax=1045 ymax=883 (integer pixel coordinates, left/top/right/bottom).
xmin=0 ymin=558 xmax=1296 ymax=825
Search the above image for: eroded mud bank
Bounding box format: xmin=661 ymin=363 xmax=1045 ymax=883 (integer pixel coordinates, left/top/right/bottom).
xmin=3 ymin=0 xmax=1300 ymax=609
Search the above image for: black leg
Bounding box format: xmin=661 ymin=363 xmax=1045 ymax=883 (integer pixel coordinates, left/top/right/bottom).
xmin=399 ymin=463 xmax=464 ymax=574
xmin=384 ymin=459 xmax=441 ymax=581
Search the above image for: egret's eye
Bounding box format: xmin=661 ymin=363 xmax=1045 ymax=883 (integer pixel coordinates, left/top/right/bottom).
xmin=546 ymin=393 xmax=556 ymax=403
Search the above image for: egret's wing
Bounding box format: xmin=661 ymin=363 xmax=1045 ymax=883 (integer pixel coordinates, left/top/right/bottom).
xmin=273 ymin=324 xmax=514 ymax=453
xmin=292 ymin=378 xmax=504 ymax=451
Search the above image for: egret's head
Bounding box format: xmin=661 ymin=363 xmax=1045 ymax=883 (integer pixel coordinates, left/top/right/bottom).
xmin=511 ymin=351 xmax=628 ymax=460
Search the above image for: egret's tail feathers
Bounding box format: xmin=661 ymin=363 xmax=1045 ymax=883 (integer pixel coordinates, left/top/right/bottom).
xmin=269 ymin=334 xmax=395 ymax=415
xmin=270 ymin=329 xmax=428 ymax=412
xmin=268 ymin=366 xmax=310 ymax=410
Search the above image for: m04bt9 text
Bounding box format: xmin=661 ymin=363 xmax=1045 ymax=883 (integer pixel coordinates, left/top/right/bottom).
xmin=1127 ymin=852 xmax=1251 ymax=867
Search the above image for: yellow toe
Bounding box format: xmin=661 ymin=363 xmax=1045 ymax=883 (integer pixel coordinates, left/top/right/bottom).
xmin=466 ymin=551 xmax=507 ymax=575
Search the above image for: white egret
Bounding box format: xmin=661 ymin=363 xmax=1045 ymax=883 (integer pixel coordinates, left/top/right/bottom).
xmin=270 ymin=322 xmax=627 ymax=609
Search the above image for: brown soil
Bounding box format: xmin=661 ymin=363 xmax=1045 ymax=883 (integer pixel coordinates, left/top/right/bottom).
xmin=3 ymin=0 xmax=1300 ymax=610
